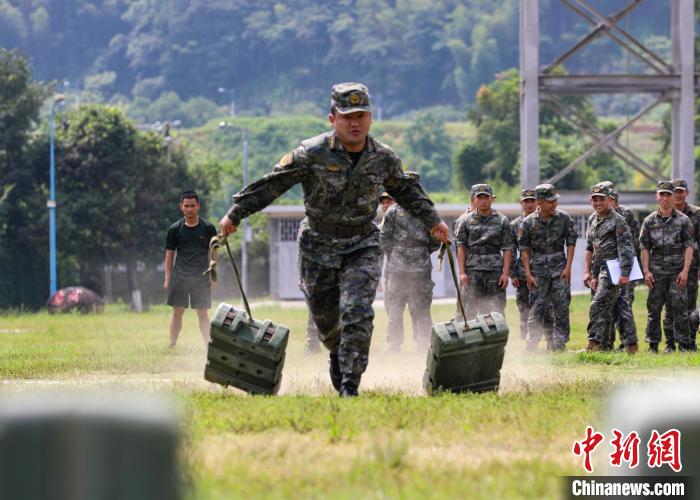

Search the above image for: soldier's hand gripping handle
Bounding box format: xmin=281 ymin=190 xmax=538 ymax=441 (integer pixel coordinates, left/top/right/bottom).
xmin=430 ymin=221 xmax=450 ymax=243
xmin=219 ymin=215 xmax=238 ymax=235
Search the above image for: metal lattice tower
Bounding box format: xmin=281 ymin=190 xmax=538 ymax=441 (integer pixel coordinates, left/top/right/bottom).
xmin=520 ymin=0 xmax=696 ymax=201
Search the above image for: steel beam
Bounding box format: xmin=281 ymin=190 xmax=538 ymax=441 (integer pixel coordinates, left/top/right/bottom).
xmin=519 ymin=0 xmax=540 ymax=188
xmin=540 ymin=74 xmax=697 ymax=94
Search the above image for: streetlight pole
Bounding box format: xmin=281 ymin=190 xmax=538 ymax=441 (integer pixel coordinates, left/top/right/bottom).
xmin=218 ymin=87 xmax=235 ymax=118
xmin=48 ymin=95 xmax=65 ymax=297
xmin=219 ymin=122 xmax=249 ymax=293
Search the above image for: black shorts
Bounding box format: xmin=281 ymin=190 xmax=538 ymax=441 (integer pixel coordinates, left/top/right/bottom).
xmin=167 ymin=275 xmax=212 ymax=309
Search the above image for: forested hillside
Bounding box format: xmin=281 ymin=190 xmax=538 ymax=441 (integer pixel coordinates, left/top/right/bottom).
xmin=0 ymin=0 xmax=677 ymax=118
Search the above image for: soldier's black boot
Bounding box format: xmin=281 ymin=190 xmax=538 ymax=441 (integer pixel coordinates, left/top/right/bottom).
xmin=663 ymin=343 xmax=676 ymax=353
xmin=329 ymin=352 xmax=342 ymax=391
xmin=679 ymin=343 xmax=698 ymax=353
xmin=648 ymin=343 xmax=659 ymax=353
xmin=339 ymin=373 xmax=360 ymax=397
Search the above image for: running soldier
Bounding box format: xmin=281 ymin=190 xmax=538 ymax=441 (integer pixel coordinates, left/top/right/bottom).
xmin=455 ymin=184 xmax=513 ymax=317
xmin=381 ymin=173 xmax=441 ymax=351
xmin=219 ymin=83 xmax=450 ymax=396
xmin=640 ymin=180 xmax=695 ymax=353
xmin=518 ymin=184 xmax=577 ymax=351
xmin=583 ymin=183 xmax=637 ymax=353
xmin=662 ymin=179 xmax=700 ymax=352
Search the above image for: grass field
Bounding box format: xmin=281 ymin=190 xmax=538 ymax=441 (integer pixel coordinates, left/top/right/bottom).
xmin=1 ymin=290 xmax=698 ymax=499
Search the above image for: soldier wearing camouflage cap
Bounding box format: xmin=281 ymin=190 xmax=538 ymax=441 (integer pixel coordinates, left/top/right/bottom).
xmin=455 ymin=184 xmax=514 ymax=317
xmin=597 ymin=181 xmax=640 ymax=351
xmin=640 ymin=181 xmax=696 ymax=352
xmin=381 ymin=172 xmax=441 ymax=352
xmin=219 ymin=82 xmax=450 ymax=396
xmin=510 ymin=188 xmax=554 ymax=343
xmin=583 ymin=183 xmax=637 ymax=352
xmin=661 ymin=178 xmax=700 ymax=351
xmin=518 ymin=184 xmax=577 ymax=351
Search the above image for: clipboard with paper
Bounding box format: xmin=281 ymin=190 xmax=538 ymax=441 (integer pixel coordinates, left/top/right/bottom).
xmin=605 ymin=257 xmax=644 ymax=285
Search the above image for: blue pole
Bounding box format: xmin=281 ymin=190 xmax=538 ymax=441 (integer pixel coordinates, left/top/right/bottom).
xmin=48 ymin=96 xmax=63 ymax=297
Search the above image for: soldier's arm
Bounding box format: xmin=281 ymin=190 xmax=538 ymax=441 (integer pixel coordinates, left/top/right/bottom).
xmin=164 ymin=250 xmax=175 ymax=289
xmin=679 ymin=219 xmax=694 ymax=287
xmin=499 ymin=218 xmax=514 ymax=285
xmin=383 ymin=157 xmax=441 ymax=231
xmin=583 ymin=249 xmax=593 ymax=288
xmin=224 ymin=147 xmax=308 ymax=227
xmin=616 ymin=217 xmax=634 ymax=278
xmin=641 ymin=248 xmax=653 ymax=288
xmin=380 ymin=209 xmax=395 ymax=257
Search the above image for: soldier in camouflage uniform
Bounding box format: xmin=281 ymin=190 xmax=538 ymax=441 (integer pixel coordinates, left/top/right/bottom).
xmin=518 ymin=184 xmax=577 ymax=351
xmin=662 ymin=179 xmax=700 ymax=352
xmin=455 ymin=184 xmax=514 ymax=317
xmin=510 ymin=189 xmax=554 ymax=343
xmin=452 ymin=187 xmax=476 ymax=322
xmin=381 ymin=173 xmax=441 ymax=352
xmin=598 ymin=182 xmax=640 ymax=351
xmin=640 ymin=181 xmax=695 ymax=352
xmin=304 ymin=313 xmax=320 ymax=355
xmin=583 ymin=184 xmax=637 ymax=353
xmin=219 ymin=83 xmax=450 ymax=396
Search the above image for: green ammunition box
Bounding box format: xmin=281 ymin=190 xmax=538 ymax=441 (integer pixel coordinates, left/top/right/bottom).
xmin=204 ymin=303 xmax=289 ymax=395
xmin=423 ymin=312 xmax=509 ymax=395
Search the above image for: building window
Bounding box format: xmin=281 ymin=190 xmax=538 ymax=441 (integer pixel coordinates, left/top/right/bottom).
xmin=279 ymin=218 xmax=301 ymax=241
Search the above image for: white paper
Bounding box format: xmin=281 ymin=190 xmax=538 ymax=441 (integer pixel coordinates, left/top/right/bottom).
xmin=605 ymin=257 xmax=643 ymax=285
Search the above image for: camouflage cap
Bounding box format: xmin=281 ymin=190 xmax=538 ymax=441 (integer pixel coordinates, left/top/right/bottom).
xmin=534 ymin=183 xmax=559 ymax=201
xmin=379 ymin=191 xmax=394 ymax=200
xmin=471 ymin=183 xmax=494 ymax=197
xmin=589 ymin=184 xmax=611 ymax=198
xmin=520 ymin=189 xmax=536 ymax=201
xmin=672 ymin=178 xmax=688 ymax=191
xmin=657 ymin=180 xmax=674 ymax=194
xmin=331 ymin=82 xmax=371 ymax=114
xmin=404 ymin=170 xmax=421 ymax=181
xmin=609 ymin=188 xmax=620 ymax=201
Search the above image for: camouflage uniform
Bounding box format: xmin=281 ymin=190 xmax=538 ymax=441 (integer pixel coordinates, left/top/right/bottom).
xmin=381 ymin=200 xmax=440 ymax=350
xmin=510 ymin=203 xmax=554 ymax=343
xmin=662 ymin=195 xmax=700 ymax=350
xmin=585 ymin=186 xmax=635 ymax=346
xmin=518 ymin=201 xmax=578 ymax=351
xmin=640 ymin=205 xmax=694 ymax=349
xmin=602 ymin=201 xmax=640 ymax=349
xmin=225 ymin=131 xmax=440 ymax=378
xmin=456 ymin=201 xmax=514 ymax=317
xmin=305 ymin=313 xmax=320 ymax=354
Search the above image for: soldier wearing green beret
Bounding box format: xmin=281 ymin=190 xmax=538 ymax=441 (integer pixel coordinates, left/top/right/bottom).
xmin=584 ymin=183 xmax=637 ymax=352
xmin=219 ymin=82 xmax=450 ymax=396
xmin=640 ymin=181 xmax=696 ymax=352
xmin=661 ymin=179 xmax=700 ymax=351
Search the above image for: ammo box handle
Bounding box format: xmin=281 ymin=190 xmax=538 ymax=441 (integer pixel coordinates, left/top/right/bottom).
xmin=207 ymin=234 xmax=254 ymax=323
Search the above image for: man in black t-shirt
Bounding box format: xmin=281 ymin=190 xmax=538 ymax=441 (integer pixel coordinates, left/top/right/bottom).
xmin=164 ymin=191 xmax=218 ymax=347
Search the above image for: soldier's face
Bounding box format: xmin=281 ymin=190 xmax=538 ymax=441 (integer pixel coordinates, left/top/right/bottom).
xmin=180 ymin=198 xmax=200 ymax=219
xmin=590 ymin=195 xmax=610 ymax=215
xmin=475 ymin=194 xmax=493 ymax=212
xmin=521 ymin=199 xmax=537 ymax=215
xmin=657 ymin=192 xmax=673 ymax=209
xmin=673 ymin=189 xmax=687 ymax=207
xmin=538 ymin=199 xmax=557 ymax=215
xmin=380 ymin=198 xmax=395 ymax=212
xmin=329 ymin=111 xmax=372 ymax=152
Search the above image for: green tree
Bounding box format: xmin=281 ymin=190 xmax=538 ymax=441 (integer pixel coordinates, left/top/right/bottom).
xmin=404 ymin=110 xmax=453 ymax=192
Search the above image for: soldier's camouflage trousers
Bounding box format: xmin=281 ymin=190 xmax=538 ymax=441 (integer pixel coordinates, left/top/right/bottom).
xmin=662 ymin=271 xmax=698 ymax=347
xmin=646 ymin=274 xmax=690 ymax=346
xmin=587 ymin=269 xmax=619 ymax=344
xmin=603 ymin=282 xmax=638 ymax=348
xmin=299 ymin=245 xmax=381 ymax=375
xmin=385 ymin=270 xmax=434 ymax=349
xmin=305 ymin=313 xmax=320 ymax=351
xmin=516 ymin=284 xmax=554 ymax=342
xmin=464 ymin=270 xmax=506 ymax=318
xmin=527 ymin=277 xmax=569 ymax=350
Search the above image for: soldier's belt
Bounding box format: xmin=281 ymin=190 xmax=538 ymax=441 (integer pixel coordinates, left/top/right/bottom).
xmin=651 ymin=247 xmax=685 ymax=256
xmin=308 ymin=218 xmax=374 ymax=238
xmin=531 ymin=247 xmax=563 ymax=255
xmin=396 ymin=239 xmax=429 ymax=249
xmin=469 ymin=245 xmax=502 ymax=255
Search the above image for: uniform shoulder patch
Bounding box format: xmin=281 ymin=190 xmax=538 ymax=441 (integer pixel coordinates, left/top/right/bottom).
xmin=278 ymin=152 xmax=294 ymax=168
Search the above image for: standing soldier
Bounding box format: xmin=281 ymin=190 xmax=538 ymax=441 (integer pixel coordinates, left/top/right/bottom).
xmin=455 ymin=184 xmax=514 ymax=317
xmin=583 ymin=183 xmax=637 ymax=353
xmin=640 ymin=181 xmax=695 ymax=353
xmin=219 ymin=82 xmax=450 ymax=396
xmin=452 ymin=187 xmax=476 ymax=322
xmin=510 ymin=188 xmax=549 ymax=341
xmin=661 ymin=179 xmax=700 ymax=352
xmin=600 ymin=183 xmax=640 ymax=351
xmin=381 ymin=173 xmax=441 ymax=352
xmin=518 ymin=184 xmax=577 ymax=351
